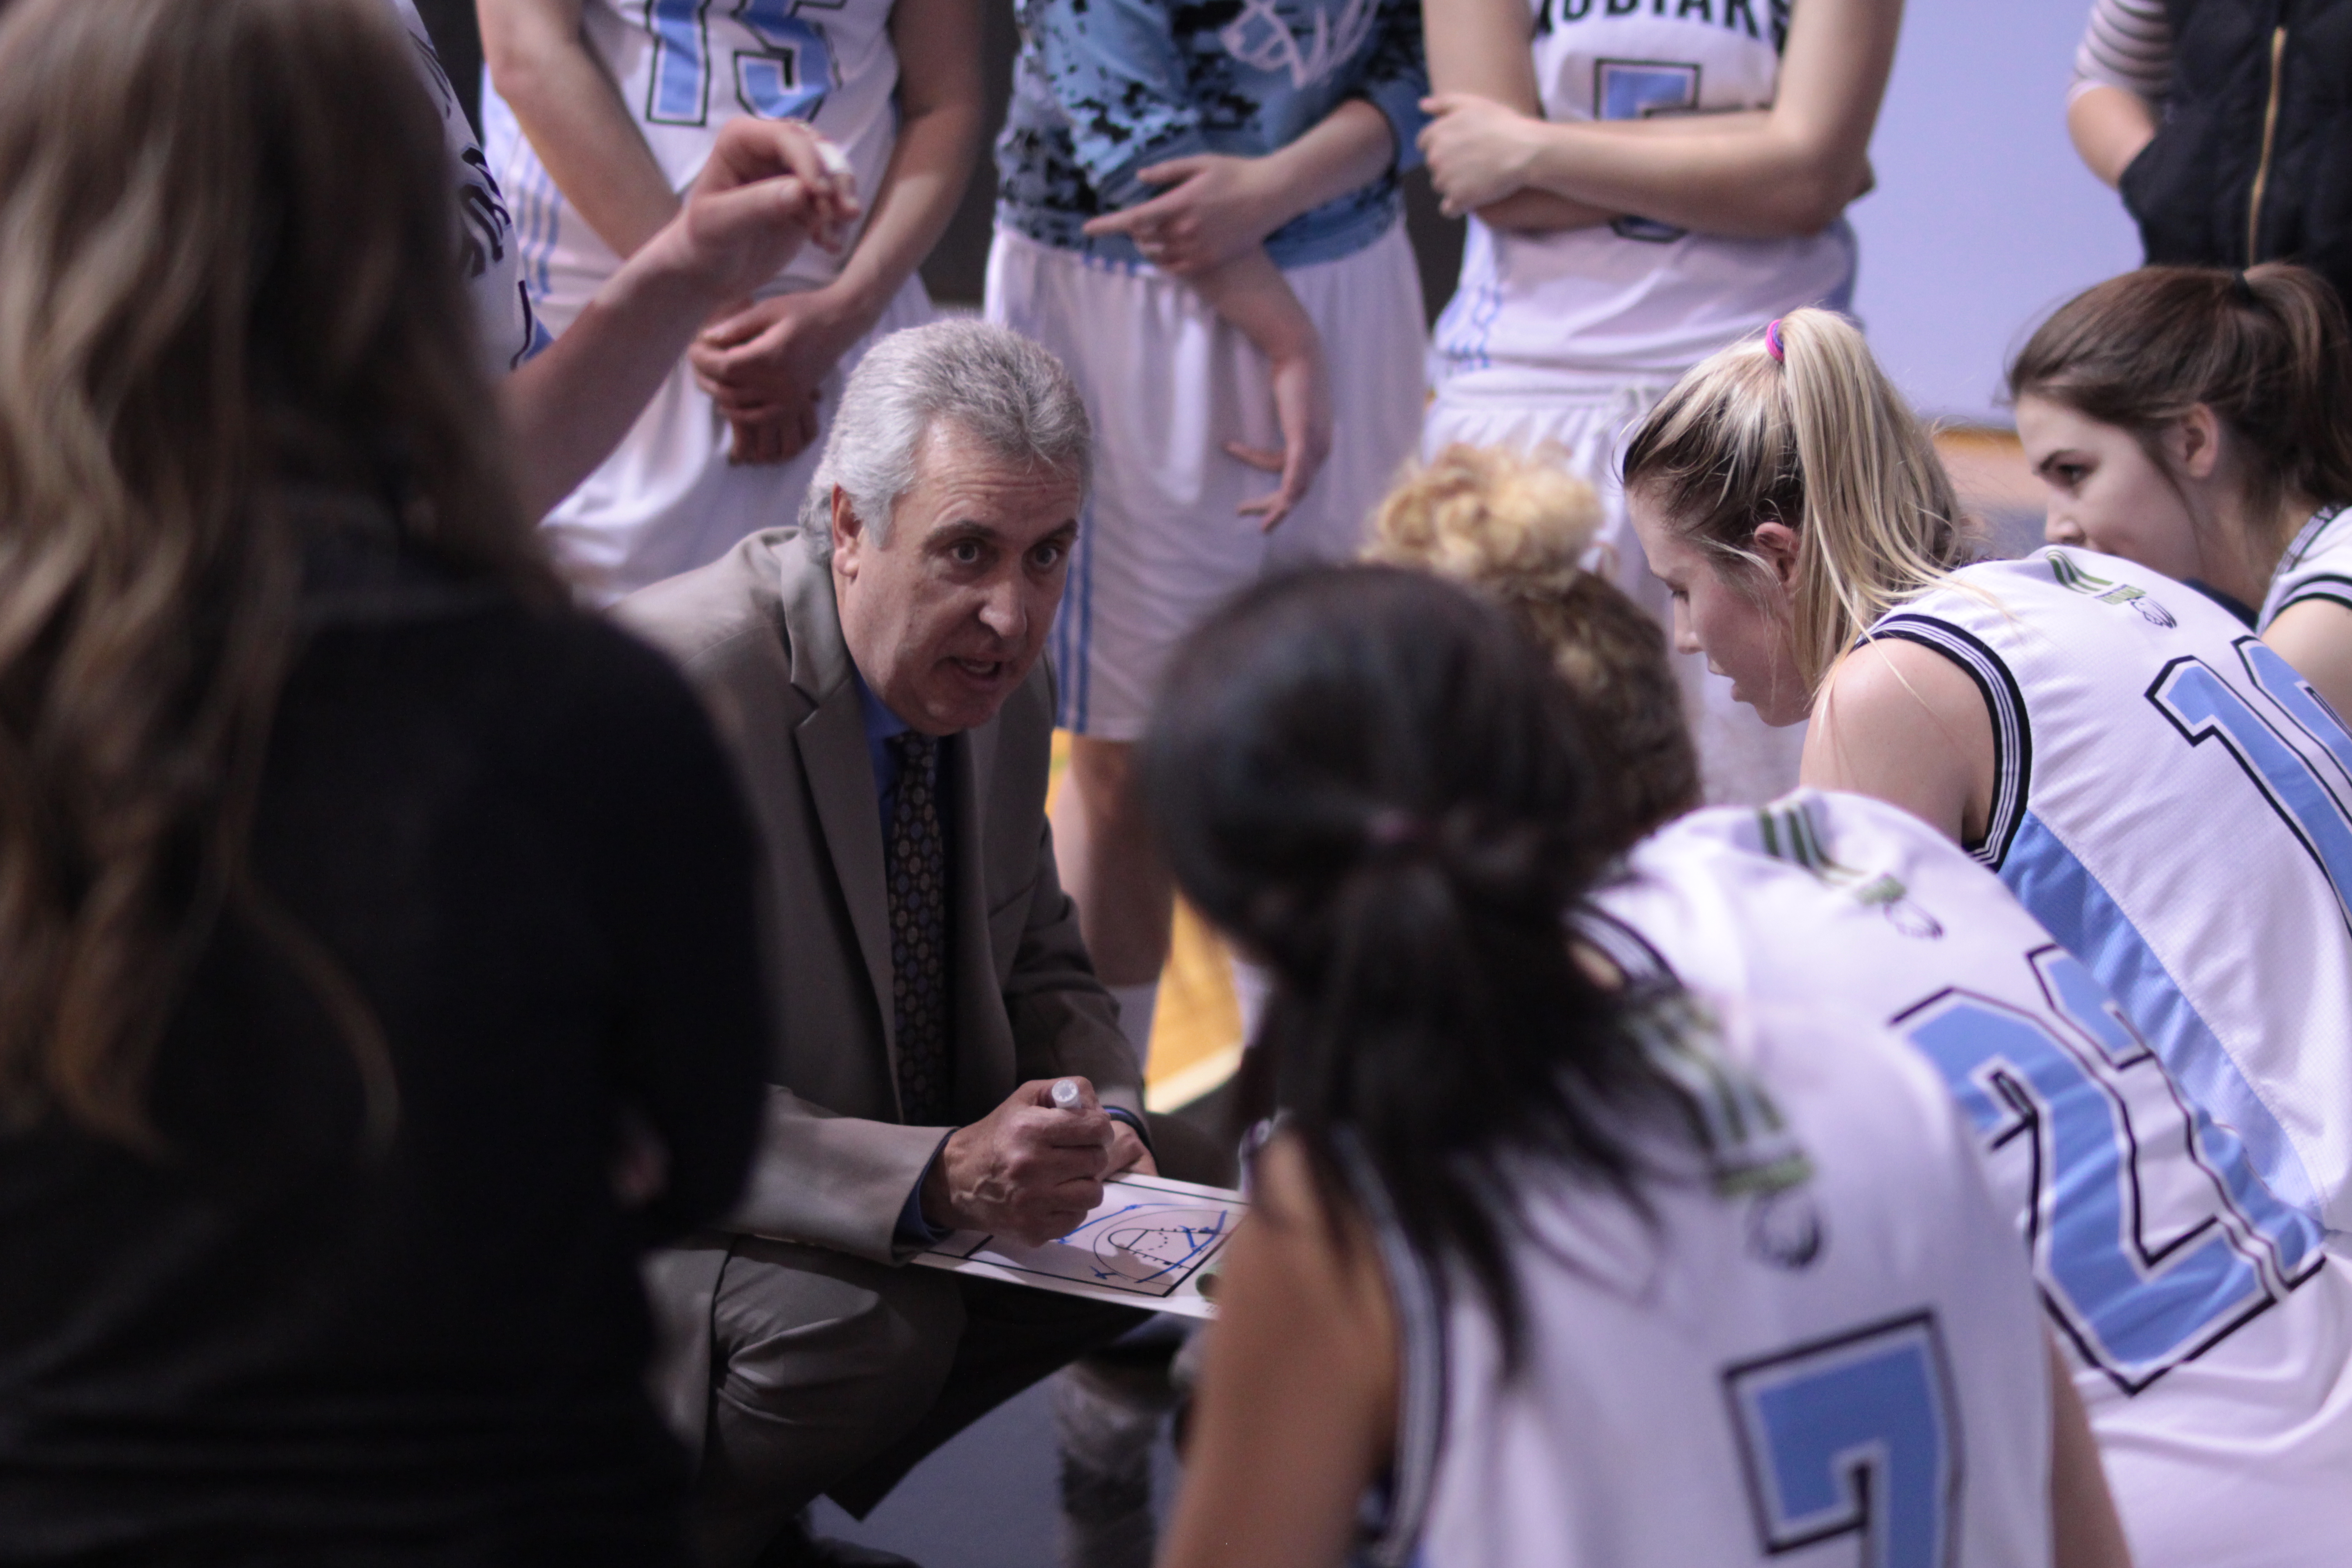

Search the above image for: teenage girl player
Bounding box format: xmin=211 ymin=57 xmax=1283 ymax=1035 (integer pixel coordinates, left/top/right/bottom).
xmin=1412 ymin=0 xmax=1893 ymax=804
xmin=1621 ymin=305 xmax=2352 ymax=1243
xmin=480 ymin=0 xmax=979 ymax=600
xmin=1144 ymin=565 xmax=2117 ymax=1568
xmin=1372 ymin=441 xmax=2347 ymax=1566
xmin=987 ymin=0 xmax=1429 ymax=1058
xmin=2009 ymin=262 xmax=2352 ymax=718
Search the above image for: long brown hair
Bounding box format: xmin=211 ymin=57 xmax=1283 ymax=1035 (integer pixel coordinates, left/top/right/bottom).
xmin=2008 ymin=263 xmax=2352 ymax=540
xmin=1622 ymin=309 xmax=1968 ymax=697
xmin=0 ymin=0 xmax=560 ymax=1147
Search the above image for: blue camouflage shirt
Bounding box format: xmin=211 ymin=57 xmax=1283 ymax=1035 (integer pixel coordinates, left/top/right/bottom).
xmin=996 ymin=0 xmax=1427 ymax=270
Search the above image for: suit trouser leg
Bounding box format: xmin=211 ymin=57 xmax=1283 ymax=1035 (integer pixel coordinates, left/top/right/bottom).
xmin=824 ymin=1279 xmax=1145 ymax=1518
xmin=689 ymin=1237 xmax=966 ymax=1568
xmin=672 ymin=1235 xmax=1145 ymax=1567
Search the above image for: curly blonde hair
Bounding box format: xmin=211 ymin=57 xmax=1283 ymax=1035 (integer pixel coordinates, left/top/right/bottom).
xmin=1368 ymin=446 xmax=1700 ymax=850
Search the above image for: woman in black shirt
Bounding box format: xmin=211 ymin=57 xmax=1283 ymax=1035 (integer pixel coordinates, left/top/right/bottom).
xmin=0 ymin=0 xmax=783 ymax=1559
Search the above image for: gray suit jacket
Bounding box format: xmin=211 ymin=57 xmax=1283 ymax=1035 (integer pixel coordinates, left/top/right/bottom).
xmin=617 ymin=528 xmax=1141 ymax=1265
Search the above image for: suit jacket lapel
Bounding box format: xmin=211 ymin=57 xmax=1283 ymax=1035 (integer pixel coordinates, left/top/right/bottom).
xmin=778 ymin=540 xmax=897 ymax=1063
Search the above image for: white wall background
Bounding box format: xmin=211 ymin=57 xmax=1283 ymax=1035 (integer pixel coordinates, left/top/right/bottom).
xmin=1847 ymin=0 xmax=2144 ymax=422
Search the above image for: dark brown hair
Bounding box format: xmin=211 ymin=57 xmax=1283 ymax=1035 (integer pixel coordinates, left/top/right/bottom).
xmin=1141 ymin=566 xmax=1676 ymax=1365
xmin=0 ymin=0 xmax=559 ymax=1146
xmin=2009 ymin=264 xmax=2352 ymax=530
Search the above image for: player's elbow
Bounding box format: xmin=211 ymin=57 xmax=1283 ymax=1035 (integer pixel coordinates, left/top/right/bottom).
xmin=478 ymin=0 xmax=582 ymax=102
xmin=1765 ymin=159 xmax=1858 ymax=236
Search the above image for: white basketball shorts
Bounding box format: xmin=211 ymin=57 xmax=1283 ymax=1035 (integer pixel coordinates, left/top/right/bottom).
xmin=987 ymin=224 xmax=1426 ymax=740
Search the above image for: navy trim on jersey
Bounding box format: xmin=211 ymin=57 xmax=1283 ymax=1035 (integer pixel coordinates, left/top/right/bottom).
xmin=1869 ymin=616 xmax=2032 ymax=871
xmin=1574 ymin=899 xmax=1680 ymax=988
xmin=2276 ymin=574 xmax=2352 ymax=617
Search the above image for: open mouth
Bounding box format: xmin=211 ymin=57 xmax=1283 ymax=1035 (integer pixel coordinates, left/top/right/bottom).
xmin=950 ymin=657 xmax=1007 ymax=683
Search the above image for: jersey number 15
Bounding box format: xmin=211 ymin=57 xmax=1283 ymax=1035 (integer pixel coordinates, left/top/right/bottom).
xmin=646 ymin=0 xmax=836 ymax=127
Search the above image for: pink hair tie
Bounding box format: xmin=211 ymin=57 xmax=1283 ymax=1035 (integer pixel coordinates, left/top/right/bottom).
xmin=1764 ymin=318 xmax=1787 ymax=364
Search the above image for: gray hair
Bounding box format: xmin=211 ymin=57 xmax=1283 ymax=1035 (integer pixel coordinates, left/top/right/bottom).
xmin=798 ymin=319 xmax=1092 ymax=554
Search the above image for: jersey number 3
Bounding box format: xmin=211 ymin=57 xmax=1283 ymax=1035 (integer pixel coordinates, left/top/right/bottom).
xmin=1724 ymin=1313 xmax=1957 ymax=1568
xmin=647 ymin=0 xmax=836 ymax=127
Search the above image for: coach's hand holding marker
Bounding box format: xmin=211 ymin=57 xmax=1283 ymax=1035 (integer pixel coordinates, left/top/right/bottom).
xmin=921 ymin=1077 xmax=1117 ymax=1246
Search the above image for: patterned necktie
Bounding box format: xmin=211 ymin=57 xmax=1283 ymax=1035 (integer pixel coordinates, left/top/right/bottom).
xmin=885 ymin=731 xmax=951 ymax=1124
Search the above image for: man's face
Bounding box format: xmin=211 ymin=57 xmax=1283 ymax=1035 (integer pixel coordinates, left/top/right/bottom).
xmin=832 ymin=421 xmax=1082 ymax=735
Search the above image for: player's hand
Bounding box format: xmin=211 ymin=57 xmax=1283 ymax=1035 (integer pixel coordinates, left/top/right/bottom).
xmin=691 ymin=287 xmax=868 ymax=464
xmin=1418 ymin=93 xmax=1547 ymax=217
xmin=721 ymin=402 xmax=821 ymax=466
xmin=1079 ymin=153 xmax=1284 ymax=275
xmin=921 ymin=1078 xmax=1116 ymax=1245
xmin=656 ymin=118 xmax=863 ymax=306
xmin=1228 ymin=328 xmax=1332 ymax=532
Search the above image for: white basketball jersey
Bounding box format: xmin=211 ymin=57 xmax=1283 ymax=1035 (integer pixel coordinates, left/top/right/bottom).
xmin=481 ymin=0 xmax=903 ymax=328
xmin=1367 ymin=995 xmax=2051 ymax=1568
xmin=1877 ymin=547 xmax=2352 ymax=1234
xmin=1596 ymin=789 xmax=2352 ymax=1568
xmin=2260 ymin=503 xmax=2352 ymax=630
xmin=1430 ymin=0 xmax=1855 ymax=382
xmin=386 ymin=0 xmax=538 ymax=372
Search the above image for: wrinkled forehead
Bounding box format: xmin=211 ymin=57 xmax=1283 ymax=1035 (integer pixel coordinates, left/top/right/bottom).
xmin=900 ymin=423 xmax=1086 ymax=547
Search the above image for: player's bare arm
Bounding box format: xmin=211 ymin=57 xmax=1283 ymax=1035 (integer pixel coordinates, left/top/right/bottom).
xmin=2048 ymin=1337 xmax=2135 ymax=1568
xmin=1418 ymin=0 xmax=1898 ymax=236
xmin=1802 ymin=636 xmax=1996 ymax=848
xmin=1160 ymin=1135 xmax=1399 ymax=1568
xmin=2067 ymin=81 xmax=2159 ymax=190
xmin=1079 ymin=98 xmax=1396 ymax=276
xmin=2262 ymin=598 xmax=2352 ymax=727
xmin=690 ymin=0 xmax=985 ymax=465
xmin=480 ymin=0 xmax=684 ymax=257
xmin=497 ymin=118 xmax=858 ymax=516
xmin=1186 ymin=249 xmax=1332 ymax=532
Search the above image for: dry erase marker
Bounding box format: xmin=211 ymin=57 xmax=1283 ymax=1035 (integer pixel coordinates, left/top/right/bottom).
xmin=1051 ymin=1079 xmax=1083 ymax=1112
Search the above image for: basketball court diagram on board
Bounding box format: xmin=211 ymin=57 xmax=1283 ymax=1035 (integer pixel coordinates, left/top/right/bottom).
xmin=912 ymin=1173 xmax=1245 ymax=1318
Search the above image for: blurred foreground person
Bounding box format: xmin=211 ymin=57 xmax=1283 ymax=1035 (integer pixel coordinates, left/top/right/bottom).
xmin=0 ymin=2 xmax=772 ymax=1561
xmin=1146 ymin=567 xmax=2110 ymax=1568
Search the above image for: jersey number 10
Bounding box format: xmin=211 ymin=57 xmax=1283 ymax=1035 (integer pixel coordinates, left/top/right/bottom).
xmin=646 ymin=0 xmax=836 ymax=127
xmin=2152 ymin=635 xmax=2352 ymax=932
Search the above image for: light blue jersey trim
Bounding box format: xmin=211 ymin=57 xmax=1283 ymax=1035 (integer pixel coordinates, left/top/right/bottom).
xmin=1051 ymin=501 xmax=1096 ymax=732
xmin=2001 ymin=811 xmax=2325 ymax=1220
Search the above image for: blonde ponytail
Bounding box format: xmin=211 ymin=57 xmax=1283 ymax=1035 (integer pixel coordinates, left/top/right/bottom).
xmin=1622 ymin=309 xmax=1966 ymax=695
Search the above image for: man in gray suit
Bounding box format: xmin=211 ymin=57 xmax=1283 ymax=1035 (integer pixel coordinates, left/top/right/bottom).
xmin=619 ymin=321 xmax=1160 ymax=1567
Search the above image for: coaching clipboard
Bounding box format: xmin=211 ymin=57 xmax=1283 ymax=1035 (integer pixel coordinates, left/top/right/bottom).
xmin=910 ymin=1172 xmax=1245 ymax=1319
